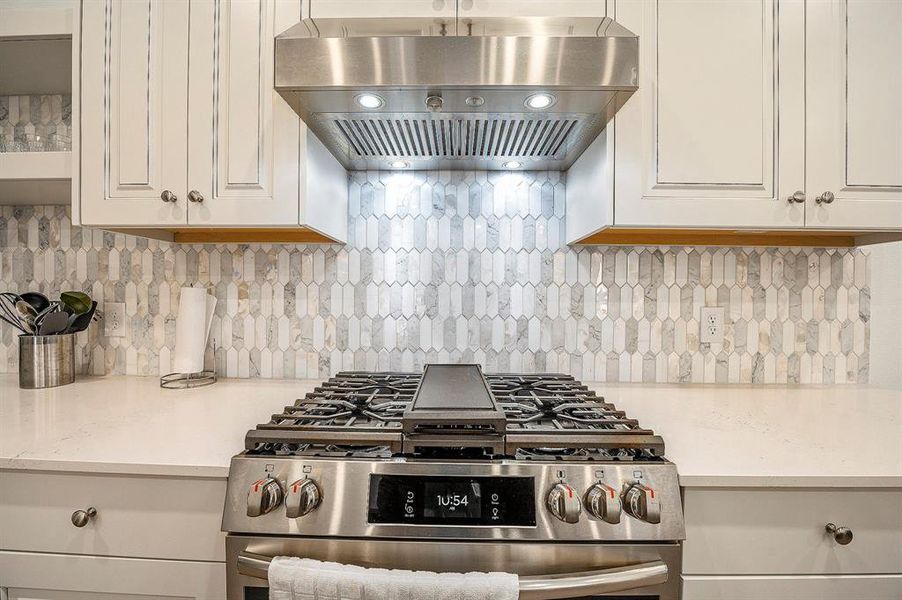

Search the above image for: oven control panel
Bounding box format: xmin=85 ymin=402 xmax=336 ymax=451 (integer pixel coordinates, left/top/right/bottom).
xmin=367 ymin=475 xmax=535 ymax=526
xmin=224 ymin=457 xmax=685 ymax=541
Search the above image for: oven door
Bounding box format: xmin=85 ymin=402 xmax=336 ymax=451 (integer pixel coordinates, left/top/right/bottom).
xmin=227 ymin=535 xmax=681 ymax=600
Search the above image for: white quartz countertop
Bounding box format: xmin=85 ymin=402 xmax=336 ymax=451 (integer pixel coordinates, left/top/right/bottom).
xmin=1 ymin=375 xmax=900 ymax=487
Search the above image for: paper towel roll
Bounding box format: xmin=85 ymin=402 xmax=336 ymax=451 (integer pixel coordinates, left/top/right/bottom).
xmin=172 ymin=287 xmax=217 ymax=374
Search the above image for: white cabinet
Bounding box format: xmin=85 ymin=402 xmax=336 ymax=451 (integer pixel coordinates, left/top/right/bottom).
xmin=79 ymin=0 xmax=189 ymax=226
xmin=682 ymin=574 xmax=902 ymax=600
xmin=309 ymin=0 xmax=455 ymax=18
xmin=78 ymin=0 xmax=348 ymax=241
xmin=606 ymin=0 xmax=804 ymax=233
xmin=681 ymin=487 xmax=902 ymax=600
xmin=458 ymin=0 xmax=606 ymax=36
xmin=187 ymin=0 xmax=300 ymax=226
xmin=307 ymin=0 xmax=456 ymax=36
xmin=0 ymin=552 xmax=225 ymax=599
xmin=0 ymin=470 xmax=227 ymax=598
xmin=567 ymin=0 xmax=902 ymax=244
xmin=806 ymin=0 xmax=902 ymax=230
xmin=458 ymin=0 xmax=605 ymax=17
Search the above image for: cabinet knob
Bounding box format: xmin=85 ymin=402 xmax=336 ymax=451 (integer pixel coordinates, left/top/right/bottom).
xmin=825 ymin=522 xmax=853 ymax=545
xmin=787 ymin=190 xmax=805 ymax=204
xmin=160 ymin=190 xmax=177 ymax=203
xmin=816 ymin=191 xmax=835 ymax=204
xmin=188 ymin=190 xmax=204 ymax=203
xmin=71 ymin=507 xmax=97 ymax=528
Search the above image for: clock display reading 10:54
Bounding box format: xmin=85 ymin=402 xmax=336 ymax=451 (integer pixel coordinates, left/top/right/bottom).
xmin=423 ymin=481 xmax=482 ymax=519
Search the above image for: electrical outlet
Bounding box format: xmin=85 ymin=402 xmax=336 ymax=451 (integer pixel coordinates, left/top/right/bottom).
xmin=104 ymin=302 xmax=126 ymax=338
xmin=700 ymin=307 xmax=724 ymax=344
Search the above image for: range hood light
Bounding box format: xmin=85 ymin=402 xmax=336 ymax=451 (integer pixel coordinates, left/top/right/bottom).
xmin=355 ymin=93 xmax=385 ymax=109
xmin=525 ymin=93 xmax=556 ymax=110
xmin=389 ymin=160 xmax=409 ymax=169
xmin=503 ymin=161 xmax=522 ymax=170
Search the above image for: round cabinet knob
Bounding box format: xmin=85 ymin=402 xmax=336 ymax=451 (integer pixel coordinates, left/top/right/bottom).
xmin=787 ymin=190 xmax=806 ymax=204
xmin=286 ymin=479 xmax=321 ymax=518
xmin=547 ymin=483 xmax=582 ymax=524
xmin=160 ymin=190 xmax=177 ymax=203
xmin=585 ymin=483 xmax=622 ymax=524
xmin=826 ymin=523 xmax=853 ymax=545
xmin=622 ymin=483 xmax=661 ymax=524
xmin=71 ymin=507 xmax=97 ymax=528
xmin=816 ymin=191 xmax=835 ymax=204
xmin=187 ymin=190 xmax=204 ymax=203
xmin=247 ymin=478 xmax=283 ymax=517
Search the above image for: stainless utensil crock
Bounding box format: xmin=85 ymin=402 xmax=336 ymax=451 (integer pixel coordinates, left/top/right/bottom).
xmin=18 ymin=333 xmax=76 ymax=389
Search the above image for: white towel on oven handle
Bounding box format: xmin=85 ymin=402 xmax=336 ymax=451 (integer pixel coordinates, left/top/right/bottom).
xmin=268 ymin=556 xmax=520 ymax=600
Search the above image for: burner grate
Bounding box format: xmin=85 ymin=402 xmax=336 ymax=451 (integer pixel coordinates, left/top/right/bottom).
xmin=244 ymin=370 xmax=665 ymax=459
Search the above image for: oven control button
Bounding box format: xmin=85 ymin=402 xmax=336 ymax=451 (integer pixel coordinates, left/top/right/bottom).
xmin=285 ymin=478 xmax=321 ymax=518
xmin=547 ymin=483 xmax=582 ymax=523
xmin=585 ymin=483 xmax=621 ymax=524
xmin=622 ymin=483 xmax=661 ymax=524
xmin=247 ymin=478 xmax=283 ymax=517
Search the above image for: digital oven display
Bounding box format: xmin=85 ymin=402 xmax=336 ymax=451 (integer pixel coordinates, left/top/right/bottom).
xmin=367 ymin=475 xmax=535 ymax=526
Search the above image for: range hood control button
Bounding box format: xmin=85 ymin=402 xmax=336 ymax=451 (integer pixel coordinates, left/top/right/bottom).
xmin=585 ymin=483 xmax=621 ymax=524
xmin=247 ymin=478 xmax=283 ymax=517
xmin=622 ymin=483 xmax=661 ymax=524
xmin=547 ymin=483 xmax=582 ymax=523
xmin=286 ymin=479 xmax=321 ymax=518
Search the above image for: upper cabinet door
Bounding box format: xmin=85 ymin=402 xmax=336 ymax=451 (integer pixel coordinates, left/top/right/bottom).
xmin=308 ymin=0 xmax=456 ymax=35
xmin=612 ymin=0 xmax=805 ymax=229
xmin=458 ymin=0 xmax=606 ymax=36
xmin=458 ymin=0 xmax=605 ymax=17
xmin=79 ymin=0 xmax=189 ymax=226
xmin=187 ymin=0 xmax=301 ymax=226
xmin=806 ymin=0 xmax=902 ymax=230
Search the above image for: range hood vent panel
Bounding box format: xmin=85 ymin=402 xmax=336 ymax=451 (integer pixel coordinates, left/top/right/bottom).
xmin=275 ymin=22 xmax=638 ymax=171
xmin=320 ymin=113 xmax=598 ymax=170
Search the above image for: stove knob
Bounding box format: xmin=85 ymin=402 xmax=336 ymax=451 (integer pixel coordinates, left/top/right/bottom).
xmin=622 ymin=483 xmax=661 ymax=524
xmin=286 ymin=478 xmax=321 ymax=518
xmin=547 ymin=483 xmax=582 ymax=523
xmin=585 ymin=483 xmax=622 ymax=524
xmin=247 ymin=478 xmax=283 ymax=517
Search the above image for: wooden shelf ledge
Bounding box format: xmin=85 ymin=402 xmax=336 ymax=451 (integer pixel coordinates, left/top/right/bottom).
xmin=573 ymin=228 xmax=902 ymax=248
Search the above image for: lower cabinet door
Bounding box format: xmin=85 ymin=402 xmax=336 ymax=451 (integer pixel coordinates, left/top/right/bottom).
xmin=682 ymin=574 xmax=902 ymax=600
xmin=0 ymin=552 xmax=225 ymax=599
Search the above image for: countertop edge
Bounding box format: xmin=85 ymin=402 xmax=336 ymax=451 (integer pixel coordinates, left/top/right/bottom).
xmin=0 ymin=458 xmax=229 ymax=479
xmin=679 ymin=474 xmax=902 ymax=489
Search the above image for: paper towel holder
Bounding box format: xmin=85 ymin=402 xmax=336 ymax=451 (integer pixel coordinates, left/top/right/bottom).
xmin=160 ymin=370 xmax=217 ymax=389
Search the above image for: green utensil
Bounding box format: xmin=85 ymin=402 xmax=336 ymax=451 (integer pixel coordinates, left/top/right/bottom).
xmin=60 ymin=291 xmax=92 ymax=315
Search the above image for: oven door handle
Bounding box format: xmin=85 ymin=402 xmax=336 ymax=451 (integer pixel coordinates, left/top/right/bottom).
xmin=236 ymin=551 xmax=668 ymax=599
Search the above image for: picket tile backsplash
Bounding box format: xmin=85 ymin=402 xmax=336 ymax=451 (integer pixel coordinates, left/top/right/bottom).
xmin=0 ymin=171 xmax=870 ymax=383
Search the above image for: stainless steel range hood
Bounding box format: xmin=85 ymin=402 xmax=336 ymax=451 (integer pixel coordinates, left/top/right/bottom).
xmin=275 ymin=17 xmax=638 ymax=171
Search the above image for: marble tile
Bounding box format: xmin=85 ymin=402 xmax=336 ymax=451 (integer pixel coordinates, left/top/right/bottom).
xmin=0 ymin=172 xmax=870 ymax=383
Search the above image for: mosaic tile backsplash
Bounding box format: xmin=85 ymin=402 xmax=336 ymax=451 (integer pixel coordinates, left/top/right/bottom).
xmin=0 ymin=94 xmax=72 ymax=153
xmin=0 ymin=171 xmax=870 ymax=383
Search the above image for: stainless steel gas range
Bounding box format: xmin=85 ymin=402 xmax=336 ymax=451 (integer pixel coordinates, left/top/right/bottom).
xmin=222 ymin=364 xmax=685 ymax=599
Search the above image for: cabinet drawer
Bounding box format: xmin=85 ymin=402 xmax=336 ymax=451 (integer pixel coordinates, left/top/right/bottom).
xmin=0 ymin=550 xmax=225 ymax=598
xmin=0 ymin=470 xmax=225 ymax=561
xmin=683 ymin=488 xmax=902 ymax=575
xmin=682 ymin=574 xmax=902 ymax=600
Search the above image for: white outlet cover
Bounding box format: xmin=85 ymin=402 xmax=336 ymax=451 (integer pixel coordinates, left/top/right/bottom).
xmin=700 ymin=307 xmax=724 ymax=344
xmin=104 ymin=302 xmax=127 ymax=338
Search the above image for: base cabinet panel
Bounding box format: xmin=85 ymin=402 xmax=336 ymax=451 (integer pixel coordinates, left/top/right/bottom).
xmin=0 ymin=471 xmax=225 ymax=562
xmin=0 ymin=552 xmax=225 ymax=600
xmin=682 ymin=574 xmax=902 ymax=600
xmin=683 ymin=488 xmax=902 ymax=575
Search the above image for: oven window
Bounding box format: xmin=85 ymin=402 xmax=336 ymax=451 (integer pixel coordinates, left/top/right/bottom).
xmin=243 ymin=587 xmax=268 ymax=600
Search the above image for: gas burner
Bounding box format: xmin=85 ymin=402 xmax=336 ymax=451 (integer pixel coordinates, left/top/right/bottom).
xmin=243 ymin=369 xmax=665 ymax=460
xmin=516 ymin=447 xmax=664 ymax=462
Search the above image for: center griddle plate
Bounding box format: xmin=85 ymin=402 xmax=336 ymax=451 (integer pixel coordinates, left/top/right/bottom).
xmin=401 ymin=364 xmax=507 ymax=436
